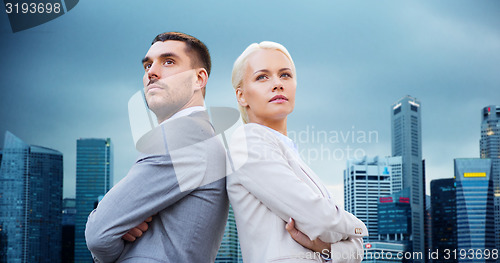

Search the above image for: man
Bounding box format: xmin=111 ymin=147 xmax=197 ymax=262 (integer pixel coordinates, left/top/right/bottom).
xmin=85 ymin=32 xmax=229 ymax=263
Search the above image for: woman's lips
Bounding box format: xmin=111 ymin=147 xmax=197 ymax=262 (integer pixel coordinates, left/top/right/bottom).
xmin=269 ymin=95 xmax=288 ymax=103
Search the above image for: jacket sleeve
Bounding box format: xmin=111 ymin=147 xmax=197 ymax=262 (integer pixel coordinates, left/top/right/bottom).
xmin=85 ymin=120 xmax=209 ymax=262
xmin=227 ymin=124 xmax=367 ymax=243
xmin=330 ymin=237 xmax=364 ymax=263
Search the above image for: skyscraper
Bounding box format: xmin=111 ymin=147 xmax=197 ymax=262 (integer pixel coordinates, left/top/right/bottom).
xmin=430 ymin=178 xmax=457 ymax=263
xmin=344 ymin=155 xmax=403 ymax=242
xmin=454 ymin=158 xmax=495 ymax=263
xmin=0 ymin=131 xmax=63 ymax=263
xmin=378 ymin=188 xmax=411 ymax=246
xmin=62 ymin=198 xmax=76 ymax=263
xmin=391 ymin=95 xmax=425 ymax=258
xmin=362 ymin=189 xmax=411 ymax=263
xmin=215 ymin=206 xmax=242 ymax=263
xmin=480 ymin=105 xmax=500 ymax=251
xmin=74 ymin=138 xmax=113 ymax=263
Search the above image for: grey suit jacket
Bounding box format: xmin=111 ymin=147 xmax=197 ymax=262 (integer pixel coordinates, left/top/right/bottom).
xmin=85 ymin=111 xmax=229 ymax=263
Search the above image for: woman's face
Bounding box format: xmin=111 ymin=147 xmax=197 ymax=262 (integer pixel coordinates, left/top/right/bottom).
xmin=237 ymin=49 xmax=296 ymax=124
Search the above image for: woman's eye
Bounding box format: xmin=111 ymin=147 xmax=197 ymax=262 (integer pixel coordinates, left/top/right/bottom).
xmin=280 ymin=73 xmax=292 ymax=78
xmin=256 ymin=75 xmax=267 ymax=81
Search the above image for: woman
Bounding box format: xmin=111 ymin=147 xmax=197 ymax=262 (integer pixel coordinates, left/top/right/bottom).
xmin=226 ymin=41 xmax=368 ymax=263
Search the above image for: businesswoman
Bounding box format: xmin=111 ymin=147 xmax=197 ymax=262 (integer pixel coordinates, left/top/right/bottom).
xmin=226 ymin=41 xmax=368 ymax=263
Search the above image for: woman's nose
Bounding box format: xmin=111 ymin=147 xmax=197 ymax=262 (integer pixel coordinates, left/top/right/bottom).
xmin=272 ymin=78 xmax=284 ymax=91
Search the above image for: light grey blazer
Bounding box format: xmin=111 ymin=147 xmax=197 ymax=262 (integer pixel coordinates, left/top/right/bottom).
xmin=226 ymin=123 xmax=368 ymax=263
xmin=85 ymin=111 xmax=229 ymax=263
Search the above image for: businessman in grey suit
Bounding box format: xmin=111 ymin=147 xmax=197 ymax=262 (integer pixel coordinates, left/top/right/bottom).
xmin=85 ymin=32 xmax=229 ymax=263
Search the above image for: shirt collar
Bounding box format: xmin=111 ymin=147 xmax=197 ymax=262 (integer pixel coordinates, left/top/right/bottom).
xmin=159 ymin=106 xmax=206 ymax=125
xmin=258 ymin=124 xmax=299 ymax=155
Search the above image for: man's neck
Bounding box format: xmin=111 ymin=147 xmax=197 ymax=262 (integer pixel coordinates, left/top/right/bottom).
xmin=157 ymin=105 xmax=205 ymax=125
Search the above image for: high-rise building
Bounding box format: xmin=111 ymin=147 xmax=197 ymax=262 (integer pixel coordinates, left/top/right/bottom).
xmin=378 ymin=188 xmax=412 ymax=246
xmin=0 ymin=131 xmax=63 ymax=263
xmin=344 ymin=156 xmax=403 ymax=242
xmin=215 ymin=206 xmax=242 ymax=263
xmin=62 ymin=198 xmax=76 ymax=263
xmin=454 ymin=158 xmax=495 ymax=263
xmin=74 ymin=138 xmax=113 ymax=263
xmin=391 ymin=95 xmax=425 ymax=258
xmin=480 ymin=105 xmax=500 ymax=251
xmin=430 ymin=178 xmax=457 ymax=263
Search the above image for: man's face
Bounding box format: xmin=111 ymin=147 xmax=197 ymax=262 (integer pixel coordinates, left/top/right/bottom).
xmin=142 ymin=40 xmax=197 ymax=122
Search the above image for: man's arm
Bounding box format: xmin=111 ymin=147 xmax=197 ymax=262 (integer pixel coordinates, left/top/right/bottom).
xmin=121 ymin=216 xmax=152 ymax=242
xmin=85 ymin=118 xmax=210 ymax=262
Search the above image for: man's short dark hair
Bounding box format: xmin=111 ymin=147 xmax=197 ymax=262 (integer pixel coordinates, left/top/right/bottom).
xmin=152 ymin=32 xmax=211 ymax=77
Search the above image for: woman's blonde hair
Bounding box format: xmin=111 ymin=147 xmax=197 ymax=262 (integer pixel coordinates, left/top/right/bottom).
xmin=231 ymin=41 xmax=296 ymax=123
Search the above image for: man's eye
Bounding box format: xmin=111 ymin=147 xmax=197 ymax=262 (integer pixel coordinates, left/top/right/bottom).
xmin=144 ymin=64 xmax=151 ymax=70
xmin=164 ymin=60 xmax=174 ymax=65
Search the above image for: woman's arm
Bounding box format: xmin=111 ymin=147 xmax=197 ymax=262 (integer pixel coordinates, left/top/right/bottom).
xmin=286 ymin=218 xmax=364 ymax=263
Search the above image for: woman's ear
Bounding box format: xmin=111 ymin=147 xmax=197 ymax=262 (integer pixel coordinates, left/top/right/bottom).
xmin=236 ymin=88 xmax=248 ymax=107
xmin=194 ymin=68 xmax=208 ymax=91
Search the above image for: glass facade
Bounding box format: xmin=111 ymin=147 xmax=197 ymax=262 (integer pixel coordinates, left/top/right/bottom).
xmin=378 ymin=188 xmax=411 ymax=245
xmin=215 ymin=206 xmax=242 ymax=263
xmin=74 ymin=138 xmax=113 ymax=263
xmin=455 ymin=158 xmax=495 ymax=263
xmin=0 ymin=131 xmax=63 ymax=263
xmin=479 ymin=105 xmax=500 ymax=252
xmin=62 ymin=198 xmax=76 ymax=263
xmin=431 ymin=178 xmax=457 ymax=263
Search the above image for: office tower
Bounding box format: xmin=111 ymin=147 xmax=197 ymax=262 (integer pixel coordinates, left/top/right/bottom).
xmin=363 ymin=189 xmax=412 ymax=263
xmin=378 ymin=188 xmax=412 ymax=246
xmin=74 ymin=138 xmax=113 ymax=263
xmin=344 ymin=156 xmax=403 ymax=242
xmin=480 ymin=105 xmax=500 ymax=251
xmin=455 ymin=158 xmax=495 ymax=263
xmin=0 ymin=131 xmax=63 ymax=263
xmin=391 ymin=95 xmax=425 ymax=258
xmin=62 ymin=198 xmax=76 ymax=263
xmin=215 ymin=206 xmax=242 ymax=263
xmin=430 ymin=178 xmax=457 ymax=263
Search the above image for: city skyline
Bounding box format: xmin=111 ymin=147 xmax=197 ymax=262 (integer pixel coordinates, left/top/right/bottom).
xmin=0 ymin=1 xmax=499 ymax=202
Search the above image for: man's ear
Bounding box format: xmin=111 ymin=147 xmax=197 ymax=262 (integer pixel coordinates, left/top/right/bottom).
xmin=236 ymin=88 xmax=248 ymax=107
xmin=194 ymin=68 xmax=208 ymax=91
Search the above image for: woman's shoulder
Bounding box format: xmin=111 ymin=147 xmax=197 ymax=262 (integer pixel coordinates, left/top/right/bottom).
xmin=231 ymin=123 xmax=279 ymax=144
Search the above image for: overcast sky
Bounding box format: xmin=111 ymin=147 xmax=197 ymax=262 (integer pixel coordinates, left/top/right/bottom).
xmin=1 ymin=0 xmax=499 ymax=205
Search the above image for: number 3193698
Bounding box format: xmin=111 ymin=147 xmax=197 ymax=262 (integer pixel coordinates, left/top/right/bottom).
xmin=5 ymin=2 xmax=61 ymax=14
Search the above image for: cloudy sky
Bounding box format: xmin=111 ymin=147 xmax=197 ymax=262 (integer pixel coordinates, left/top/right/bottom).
xmin=1 ymin=0 xmax=499 ymax=205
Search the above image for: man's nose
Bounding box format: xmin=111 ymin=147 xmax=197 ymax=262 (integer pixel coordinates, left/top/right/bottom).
xmin=148 ymin=62 xmax=161 ymax=80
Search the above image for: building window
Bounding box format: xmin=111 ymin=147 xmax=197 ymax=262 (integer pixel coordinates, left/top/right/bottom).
xmin=394 ymin=107 xmax=401 ymax=115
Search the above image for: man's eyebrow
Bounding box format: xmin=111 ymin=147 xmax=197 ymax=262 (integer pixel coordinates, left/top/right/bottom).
xmin=142 ymin=52 xmax=180 ymax=65
xmin=141 ymin=56 xmax=151 ymax=65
